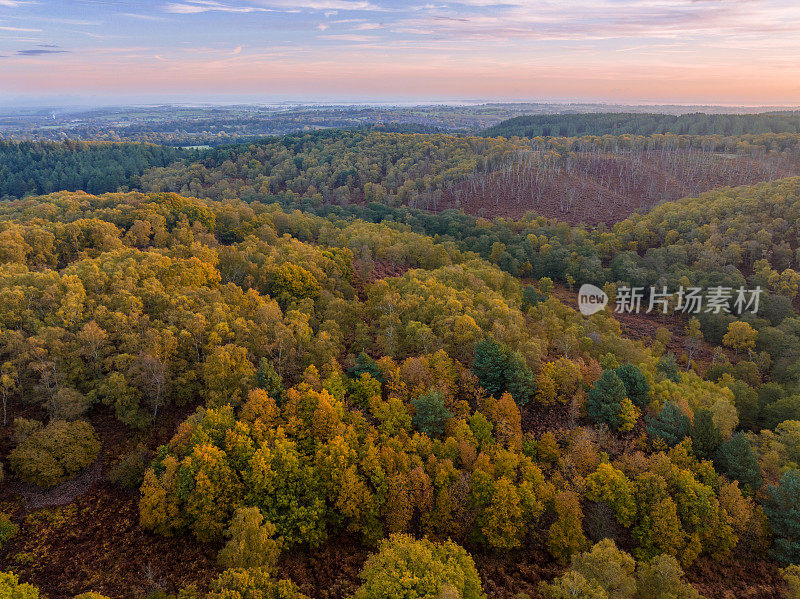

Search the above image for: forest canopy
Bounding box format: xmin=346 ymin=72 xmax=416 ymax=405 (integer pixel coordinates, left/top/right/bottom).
xmin=483 ymin=112 xmax=800 ymax=138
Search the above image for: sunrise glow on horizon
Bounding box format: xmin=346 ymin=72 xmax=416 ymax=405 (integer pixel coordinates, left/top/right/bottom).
xmin=1 ymin=0 xmax=800 ymax=105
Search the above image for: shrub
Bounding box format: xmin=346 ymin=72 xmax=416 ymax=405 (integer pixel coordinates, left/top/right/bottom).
xmin=108 ymin=444 xmax=149 ymax=490
xmin=0 ymin=512 xmax=18 ymax=549
xmin=207 ymin=568 xmax=309 ymax=599
xmin=8 ymin=420 xmax=100 ymax=488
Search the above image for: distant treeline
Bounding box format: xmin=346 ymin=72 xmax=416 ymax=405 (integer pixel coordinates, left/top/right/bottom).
xmin=483 ymin=112 xmax=800 ymax=138
xmin=0 ymin=141 xmax=190 ymax=199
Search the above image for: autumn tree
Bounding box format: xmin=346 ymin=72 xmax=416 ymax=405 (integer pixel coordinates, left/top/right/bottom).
xmin=0 ymin=362 xmax=18 ymax=426
xmin=0 ymin=571 xmax=39 ymax=599
xmin=548 ymin=490 xmax=589 ymax=564
xmin=539 ymin=572 xmax=607 ymax=599
xmin=635 ymin=554 xmax=700 ymax=599
xmin=204 ymin=344 xmax=256 ymax=408
xmin=354 ymin=534 xmax=485 ymax=599
xmin=181 ymin=443 xmax=242 ymax=542
xmin=8 ymin=419 xmax=100 ymax=488
xmin=570 ymin=539 xmax=636 ymax=598
xmin=585 ymin=463 xmax=636 ymax=527
xmin=722 ymin=321 xmax=757 ymax=358
xmin=218 ymin=506 xmax=282 ymax=571
xmin=207 ymin=568 xmax=309 ymax=599
xmin=684 ymin=318 xmax=703 ymax=371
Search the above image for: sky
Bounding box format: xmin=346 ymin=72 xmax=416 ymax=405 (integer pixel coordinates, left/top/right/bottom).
xmin=0 ymin=0 xmax=799 ymax=105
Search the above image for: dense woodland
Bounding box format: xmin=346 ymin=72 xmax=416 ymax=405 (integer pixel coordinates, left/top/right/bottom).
xmin=483 ymin=112 xmax=800 ymax=138
xmin=2 ymin=114 xmax=800 ymax=598
xmin=106 ymin=129 xmax=800 ymax=222
xmin=0 ymin=142 xmax=189 ymax=199
xmin=4 ymin=130 xmax=800 ymax=225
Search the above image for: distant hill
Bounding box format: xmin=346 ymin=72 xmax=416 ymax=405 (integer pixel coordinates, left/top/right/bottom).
xmin=136 ymin=129 xmax=800 ymax=225
xmin=482 ymin=112 xmax=800 ymax=138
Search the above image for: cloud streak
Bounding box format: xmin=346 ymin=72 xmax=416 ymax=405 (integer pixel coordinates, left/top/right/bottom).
xmin=165 ymin=1 xmax=270 ymax=14
xmin=17 ymin=48 xmax=69 ymax=55
xmin=0 ymin=25 xmax=42 ymax=32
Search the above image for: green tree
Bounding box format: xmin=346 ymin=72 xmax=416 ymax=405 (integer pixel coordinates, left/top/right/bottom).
xmin=715 ymin=432 xmax=761 ymax=492
xmin=412 ymin=390 xmax=452 ymax=438
xmin=690 ymin=410 xmax=722 ymax=461
xmin=472 ymin=338 xmax=536 ymax=405
xmin=615 ymin=364 xmax=650 ymax=408
xmin=764 ymin=469 xmax=800 ymax=564
xmin=587 ymin=370 xmax=628 ymax=430
xmin=348 ymin=352 xmax=384 ymax=383
xmin=656 ymin=353 xmax=680 ymax=383
xmin=256 ymin=358 xmax=285 ymax=404
xmin=506 ymin=350 xmax=537 ymax=406
xmin=646 ymin=403 xmax=690 ymax=447
xmin=473 ymin=338 xmax=510 ymax=398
